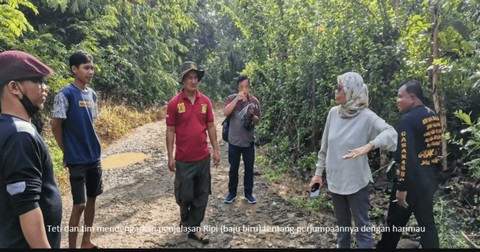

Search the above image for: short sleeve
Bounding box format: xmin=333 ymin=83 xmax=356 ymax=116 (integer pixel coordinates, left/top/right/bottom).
xmin=52 ymin=92 xmax=69 ymax=119
xmin=206 ymin=97 xmax=214 ymax=123
xmin=92 ymin=90 xmax=98 ymax=119
xmin=225 ymin=94 xmax=236 ymax=105
xmin=166 ymin=99 xmax=177 ymax=126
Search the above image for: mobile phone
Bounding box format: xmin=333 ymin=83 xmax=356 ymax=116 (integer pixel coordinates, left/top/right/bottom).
xmin=310 ymin=183 xmax=320 ymax=198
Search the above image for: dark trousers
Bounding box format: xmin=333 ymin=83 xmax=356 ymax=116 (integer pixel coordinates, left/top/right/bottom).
xmin=331 ymin=186 xmax=373 ymax=248
xmin=174 ymin=156 xmax=211 ymax=229
xmin=377 ymin=169 xmax=440 ymax=249
xmin=228 ymin=142 xmax=255 ymax=195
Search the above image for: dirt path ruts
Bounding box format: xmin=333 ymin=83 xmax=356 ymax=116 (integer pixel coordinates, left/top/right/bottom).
xmin=59 ymin=110 xmax=337 ymax=248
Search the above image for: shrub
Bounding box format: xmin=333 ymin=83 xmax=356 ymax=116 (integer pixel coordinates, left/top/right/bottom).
xmin=44 ymin=101 xmax=163 ymax=191
xmin=451 ymin=110 xmax=480 ymax=179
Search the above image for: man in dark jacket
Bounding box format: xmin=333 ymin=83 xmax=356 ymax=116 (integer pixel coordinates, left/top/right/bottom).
xmin=0 ymin=50 xmax=62 ymax=248
xmin=377 ymin=80 xmax=441 ymax=248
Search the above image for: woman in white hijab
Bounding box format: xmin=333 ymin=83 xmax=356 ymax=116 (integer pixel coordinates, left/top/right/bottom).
xmin=307 ymin=72 xmax=397 ymax=248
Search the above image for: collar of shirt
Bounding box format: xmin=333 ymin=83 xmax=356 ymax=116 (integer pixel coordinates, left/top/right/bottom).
xmin=180 ymin=88 xmax=201 ymax=100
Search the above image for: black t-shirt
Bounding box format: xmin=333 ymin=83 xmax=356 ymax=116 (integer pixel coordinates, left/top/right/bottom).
xmin=0 ymin=114 xmax=62 ymax=248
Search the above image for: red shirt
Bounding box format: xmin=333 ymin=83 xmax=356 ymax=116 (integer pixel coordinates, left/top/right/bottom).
xmin=166 ymin=89 xmax=214 ymax=162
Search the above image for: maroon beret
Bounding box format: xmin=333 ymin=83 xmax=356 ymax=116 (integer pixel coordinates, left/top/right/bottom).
xmin=0 ymin=50 xmax=53 ymax=87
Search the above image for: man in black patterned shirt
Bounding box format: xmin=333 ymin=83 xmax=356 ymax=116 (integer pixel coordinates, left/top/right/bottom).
xmin=377 ymin=80 xmax=441 ymax=249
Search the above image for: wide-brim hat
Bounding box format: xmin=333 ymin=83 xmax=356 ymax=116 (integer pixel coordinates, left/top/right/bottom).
xmin=0 ymin=50 xmax=53 ymax=87
xmin=177 ymin=61 xmax=204 ymax=84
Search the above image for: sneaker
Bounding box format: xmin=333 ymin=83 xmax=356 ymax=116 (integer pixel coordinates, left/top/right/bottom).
xmin=245 ymin=194 xmax=257 ymax=204
xmin=224 ymin=193 xmax=237 ymax=204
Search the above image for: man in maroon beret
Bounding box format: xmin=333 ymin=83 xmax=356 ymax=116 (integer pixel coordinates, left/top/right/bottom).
xmin=0 ymin=50 xmax=62 ymax=248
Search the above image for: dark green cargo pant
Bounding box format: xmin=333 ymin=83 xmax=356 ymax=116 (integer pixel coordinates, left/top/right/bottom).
xmin=174 ymin=156 xmax=211 ymax=230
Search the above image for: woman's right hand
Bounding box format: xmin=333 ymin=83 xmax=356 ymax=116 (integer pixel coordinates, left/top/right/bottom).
xmin=307 ymin=175 xmax=324 ymax=192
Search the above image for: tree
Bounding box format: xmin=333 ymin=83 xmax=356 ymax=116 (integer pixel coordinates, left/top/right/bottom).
xmin=431 ymin=4 xmax=448 ymax=171
xmin=219 ymin=0 xmax=406 ymax=174
xmin=177 ymin=0 xmax=246 ymax=101
xmin=18 ymin=0 xmax=198 ymax=106
xmin=0 ymin=0 xmax=37 ymax=47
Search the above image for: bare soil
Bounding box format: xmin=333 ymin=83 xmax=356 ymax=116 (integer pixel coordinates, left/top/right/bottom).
xmin=59 ymin=110 xmax=338 ymax=248
xmin=58 ymin=109 xmax=475 ymax=249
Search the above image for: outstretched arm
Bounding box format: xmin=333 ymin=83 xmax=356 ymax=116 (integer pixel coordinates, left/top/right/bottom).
xmin=343 ymin=114 xmax=398 ymax=159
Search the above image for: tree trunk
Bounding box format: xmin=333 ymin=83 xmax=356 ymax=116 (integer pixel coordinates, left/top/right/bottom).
xmin=431 ymin=5 xmax=449 ymax=171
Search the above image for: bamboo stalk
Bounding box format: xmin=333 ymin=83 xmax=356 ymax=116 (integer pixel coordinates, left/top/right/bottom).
xmin=461 ymin=232 xmax=479 ymax=248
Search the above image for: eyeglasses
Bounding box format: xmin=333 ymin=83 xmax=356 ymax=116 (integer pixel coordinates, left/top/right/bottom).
xmin=334 ymin=85 xmax=344 ymax=93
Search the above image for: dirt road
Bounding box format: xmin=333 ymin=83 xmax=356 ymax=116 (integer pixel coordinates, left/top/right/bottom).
xmin=58 ymin=110 xmax=340 ymax=248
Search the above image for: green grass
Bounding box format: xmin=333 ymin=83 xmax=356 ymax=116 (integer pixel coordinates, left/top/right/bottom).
xmin=287 ymin=193 xmax=333 ymax=213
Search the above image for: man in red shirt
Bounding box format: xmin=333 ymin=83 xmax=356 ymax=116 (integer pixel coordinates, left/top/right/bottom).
xmin=166 ymin=61 xmax=220 ymax=244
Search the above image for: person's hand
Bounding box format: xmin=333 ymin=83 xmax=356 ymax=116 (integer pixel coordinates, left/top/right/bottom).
xmin=395 ymin=190 xmax=409 ymax=208
xmin=168 ymin=158 xmax=176 ymax=173
xmin=307 ymin=175 xmax=324 ymax=192
xmin=237 ymin=91 xmax=247 ymax=102
xmin=247 ymin=106 xmax=255 ymax=117
xmin=342 ymin=143 xmax=374 ymax=159
xmin=212 ymin=150 xmax=220 ymax=167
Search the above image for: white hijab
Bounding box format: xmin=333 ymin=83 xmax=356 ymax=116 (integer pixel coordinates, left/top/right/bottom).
xmin=337 ymin=72 xmax=369 ymax=118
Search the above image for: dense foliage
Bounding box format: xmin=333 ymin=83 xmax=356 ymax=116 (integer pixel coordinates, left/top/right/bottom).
xmin=216 ymin=0 xmax=480 ymax=177
xmin=2 ymin=0 xmax=194 ymax=107
xmin=2 ymin=0 xmax=480 ymax=184
xmin=1 ymin=0 xmax=479 ymax=246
